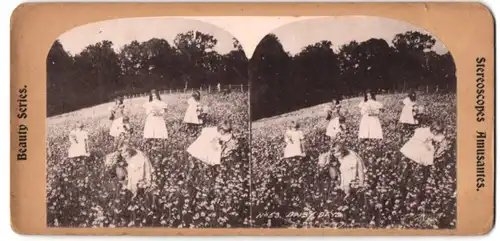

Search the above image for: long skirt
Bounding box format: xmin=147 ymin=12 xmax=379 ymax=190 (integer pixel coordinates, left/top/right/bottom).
xmin=400 ymin=140 xmax=434 ymax=166
xmin=358 ymin=115 xmax=383 ymax=139
xmin=187 ymin=127 xmax=221 ymax=165
xmin=109 ymin=117 xmax=124 ymax=137
xmin=143 ymin=115 xmax=168 ymax=139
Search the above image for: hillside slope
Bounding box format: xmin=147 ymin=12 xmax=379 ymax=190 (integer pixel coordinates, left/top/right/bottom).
xmin=46 ymin=92 xmax=251 ymax=228
xmin=250 ymin=93 xmax=457 ymax=228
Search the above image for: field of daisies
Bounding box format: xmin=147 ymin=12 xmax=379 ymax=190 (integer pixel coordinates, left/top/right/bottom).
xmin=46 ymin=91 xmax=456 ymax=229
xmin=250 ymin=92 xmax=457 ymax=229
xmin=46 ymin=91 xmax=250 ymax=228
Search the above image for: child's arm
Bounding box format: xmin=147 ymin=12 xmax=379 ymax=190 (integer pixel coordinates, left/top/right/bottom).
xmin=434 ymin=135 xmax=449 ymax=159
xmin=143 ymin=157 xmax=153 ymax=186
xmin=403 ymin=97 xmax=410 ymax=106
xmin=284 ymin=131 xmax=293 ymax=144
xmin=109 ymin=110 xmax=115 ymax=120
xmin=84 ymin=133 xmax=89 ymax=152
xmin=357 ymin=158 xmax=365 ymax=187
xmin=69 ymin=132 xmax=78 ymax=144
xmin=299 ymin=132 xmax=306 ymax=155
xmin=378 ymin=102 xmax=385 ymax=112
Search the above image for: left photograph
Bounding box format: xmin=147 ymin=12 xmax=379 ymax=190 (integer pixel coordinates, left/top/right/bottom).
xmin=46 ymin=17 xmax=250 ymax=228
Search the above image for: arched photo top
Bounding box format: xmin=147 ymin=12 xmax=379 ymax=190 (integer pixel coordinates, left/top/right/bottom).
xmin=264 ymin=16 xmax=451 ymax=56
xmin=249 ymin=15 xmax=456 ymax=121
xmin=55 ymin=17 xmax=247 ymax=58
xmin=47 ymin=17 xmax=248 ymax=117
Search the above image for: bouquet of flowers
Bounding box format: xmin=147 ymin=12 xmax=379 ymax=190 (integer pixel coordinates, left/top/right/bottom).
xmin=198 ymin=105 xmax=208 ymax=121
xmin=413 ymin=105 xmax=425 ymax=124
xmin=150 ymin=107 xmax=164 ymax=117
xmin=109 ymin=110 xmax=115 ymax=121
xmin=367 ymin=107 xmax=380 ymax=116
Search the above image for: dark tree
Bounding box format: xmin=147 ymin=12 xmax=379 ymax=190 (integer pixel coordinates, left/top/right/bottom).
xmin=249 ymin=31 xmax=456 ymax=120
xmin=47 ymin=40 xmax=76 ymax=116
xmin=250 ymin=34 xmax=293 ymax=120
xmin=47 ymin=31 xmax=249 ymax=117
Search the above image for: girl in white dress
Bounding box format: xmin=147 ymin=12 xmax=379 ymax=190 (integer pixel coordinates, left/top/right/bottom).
xmin=183 ymin=91 xmax=203 ymax=136
xmin=358 ymin=91 xmax=384 ymax=140
xmin=68 ymin=122 xmax=90 ymax=159
xmin=143 ymin=89 xmax=168 ymax=141
xmin=325 ymin=98 xmax=347 ymax=141
xmin=187 ymin=120 xmax=238 ymax=182
xmin=283 ymin=121 xmax=305 ymax=159
xmin=118 ymin=143 xmax=154 ymax=198
xmin=400 ymin=121 xmax=448 ymax=199
xmin=187 ymin=126 xmax=223 ymax=166
xmin=109 ymin=97 xmax=126 ymax=138
xmin=400 ymin=121 xmax=447 ymax=167
xmin=332 ymin=143 xmax=366 ymax=196
xmin=186 ymin=120 xmax=236 ymax=165
xmin=399 ymin=92 xmax=418 ymax=126
xmin=116 ymin=116 xmax=133 ymax=149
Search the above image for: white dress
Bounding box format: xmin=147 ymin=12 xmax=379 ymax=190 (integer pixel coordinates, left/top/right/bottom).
xmin=68 ymin=129 xmax=90 ymax=158
xmin=358 ymin=100 xmax=384 ymax=139
xmin=125 ymin=150 xmax=153 ymax=195
xmin=187 ymin=127 xmax=222 ymax=165
xmin=326 ymin=117 xmax=342 ymax=138
xmin=109 ymin=104 xmax=125 ymax=137
xmin=400 ymin=127 xmax=442 ymax=166
xmin=338 ymin=150 xmax=365 ymax=192
xmin=183 ymin=97 xmax=202 ymax=124
xmin=143 ymin=100 xmax=169 ymax=139
xmin=399 ymin=97 xmax=417 ymax=124
xmin=283 ymin=129 xmax=305 ymax=158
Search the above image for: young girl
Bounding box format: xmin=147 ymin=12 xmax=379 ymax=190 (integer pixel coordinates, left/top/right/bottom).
xmin=400 ymin=121 xmax=448 ymax=199
xmin=283 ymin=121 xmax=305 ymax=159
xmin=143 ymin=89 xmax=168 ymax=141
xmin=183 ymin=91 xmax=203 ymax=136
xmin=326 ymin=99 xmax=347 ymax=141
xmin=358 ymin=91 xmax=384 ymax=140
xmin=217 ymin=120 xmax=239 ymax=162
xmin=68 ymin=122 xmax=90 ymax=159
xmin=318 ymin=148 xmax=340 ymax=182
xmin=116 ymin=116 xmax=133 ymax=148
xmin=400 ymin=121 xmax=447 ymax=167
xmin=119 ymin=142 xmax=154 ymax=198
xmin=399 ymin=92 xmax=418 ymax=126
xmin=109 ymin=97 xmax=126 ymax=138
xmin=332 ymin=143 xmax=366 ymax=196
xmin=187 ymin=126 xmax=223 ymax=166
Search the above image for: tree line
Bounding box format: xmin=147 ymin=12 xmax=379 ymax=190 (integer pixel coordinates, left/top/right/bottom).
xmin=249 ymin=31 xmax=456 ymax=120
xmin=48 ymin=30 xmax=456 ymax=121
xmin=47 ymin=31 xmax=248 ymax=116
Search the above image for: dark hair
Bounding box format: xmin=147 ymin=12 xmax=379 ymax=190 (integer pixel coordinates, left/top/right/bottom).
xmin=430 ymin=121 xmax=445 ymax=134
xmin=338 ymin=116 xmax=346 ymax=123
xmin=333 ymin=97 xmax=341 ymax=105
xmin=364 ymin=90 xmax=376 ymax=102
xmin=290 ymin=121 xmax=300 ymax=129
xmin=333 ymin=143 xmax=349 ymax=157
xmin=217 ymin=119 xmax=233 ymax=133
xmin=116 ymin=96 xmax=124 ymax=105
xmin=149 ymin=89 xmax=161 ymax=102
xmin=409 ymin=92 xmax=417 ymax=102
xmin=118 ymin=142 xmax=137 ymax=156
xmin=193 ymin=91 xmax=201 ymax=101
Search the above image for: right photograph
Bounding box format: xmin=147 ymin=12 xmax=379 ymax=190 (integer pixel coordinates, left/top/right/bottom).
xmin=249 ymin=16 xmax=457 ymax=229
